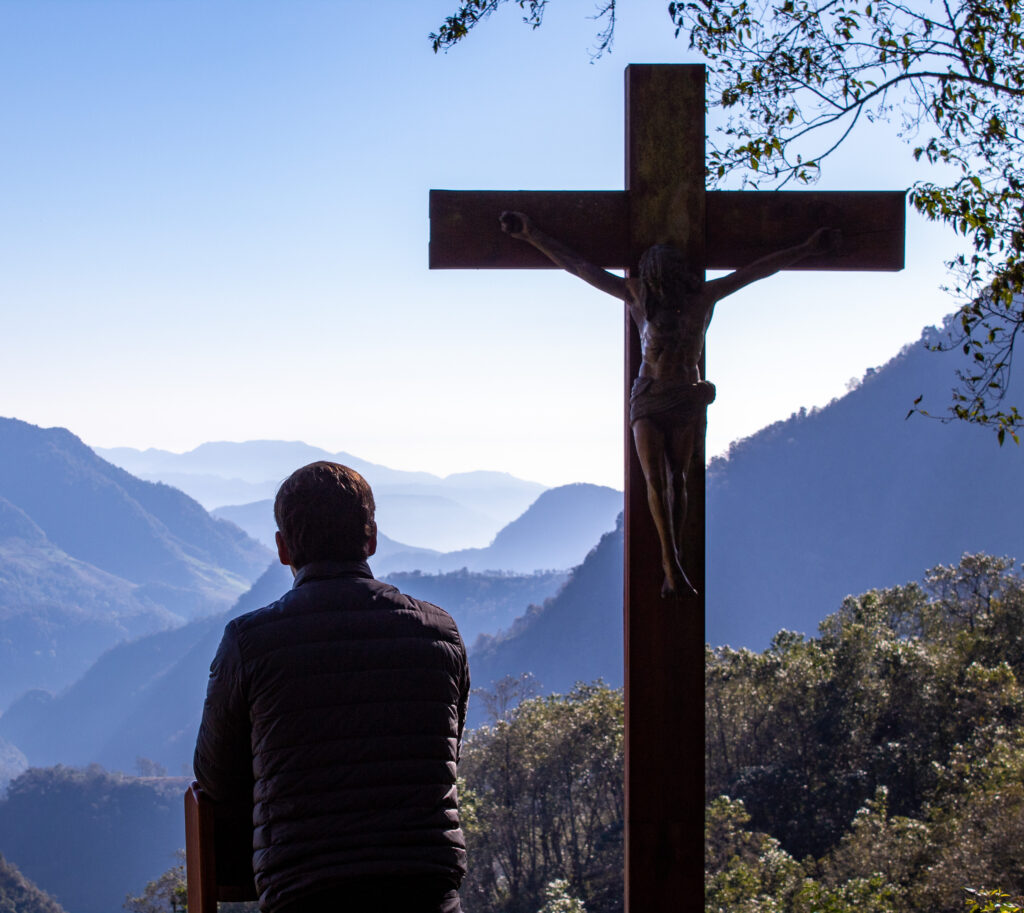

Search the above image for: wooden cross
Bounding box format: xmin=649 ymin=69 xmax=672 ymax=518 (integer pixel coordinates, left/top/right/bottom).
xmin=429 ymin=64 xmax=904 ymax=909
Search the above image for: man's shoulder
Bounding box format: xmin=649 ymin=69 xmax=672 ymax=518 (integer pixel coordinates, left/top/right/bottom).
xmin=376 ymin=581 xmax=465 ymax=646
xmin=227 ymin=574 xmax=464 ymax=647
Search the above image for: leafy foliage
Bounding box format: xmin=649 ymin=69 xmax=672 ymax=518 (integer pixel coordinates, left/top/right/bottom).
xmin=458 ymin=682 xmax=623 ymax=913
xmin=673 ymin=0 xmax=1024 ymax=439
xmin=0 ymin=853 xmax=66 ymax=913
xmin=431 ymin=0 xmax=617 ymax=58
xmin=123 ymin=852 xmax=186 ymax=913
xmin=706 ymin=553 xmax=1024 ymax=912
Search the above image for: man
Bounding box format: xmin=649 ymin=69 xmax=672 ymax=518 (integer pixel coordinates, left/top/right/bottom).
xmin=194 ymin=461 xmax=469 ymax=913
xmin=500 ymin=211 xmax=839 ymax=598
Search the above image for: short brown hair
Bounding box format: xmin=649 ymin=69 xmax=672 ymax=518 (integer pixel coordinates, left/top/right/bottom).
xmin=273 ymin=462 xmax=375 ymax=568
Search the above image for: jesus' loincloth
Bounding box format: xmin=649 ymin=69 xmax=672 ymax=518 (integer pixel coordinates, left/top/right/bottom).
xmin=629 ymin=377 xmax=717 ymax=425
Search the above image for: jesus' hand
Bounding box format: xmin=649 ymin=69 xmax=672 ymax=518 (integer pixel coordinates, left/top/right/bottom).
xmin=808 ymin=227 xmax=842 ymax=255
xmin=500 ymin=211 xmax=533 ymax=240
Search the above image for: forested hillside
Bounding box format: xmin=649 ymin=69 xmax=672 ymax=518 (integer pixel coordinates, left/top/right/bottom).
xmin=0 ymin=852 xmax=66 ymax=913
xmin=706 ymin=325 xmax=1024 ymax=648
xmin=0 ymin=766 xmax=185 ymax=913
xmin=466 ymin=515 xmax=624 ymax=725
xmin=705 ymin=552 xmax=1024 ymax=911
xmin=5 ymin=554 xmax=1023 ymax=913
xmin=373 ymin=483 xmax=623 ymax=575
xmin=464 ymin=552 xmax=1024 ymax=913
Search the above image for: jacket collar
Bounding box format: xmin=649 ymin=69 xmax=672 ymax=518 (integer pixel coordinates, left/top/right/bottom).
xmin=292 ymin=559 xmax=374 ymax=588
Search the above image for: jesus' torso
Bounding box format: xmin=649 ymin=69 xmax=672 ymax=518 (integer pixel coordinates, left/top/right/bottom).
xmin=630 ymin=284 xmax=712 ymax=384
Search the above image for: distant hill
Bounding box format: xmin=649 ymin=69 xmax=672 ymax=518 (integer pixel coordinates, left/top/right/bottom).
xmin=705 ymin=323 xmax=1024 ymax=648
xmin=1 ymin=420 xmax=269 ymax=596
xmin=96 ymin=440 xmax=547 ymax=550
xmin=0 ymin=418 xmax=271 ymax=709
xmin=374 ymin=483 xmax=623 ymax=574
xmin=467 ymin=516 xmax=625 ymax=728
xmin=0 ymin=852 xmax=66 ymax=913
xmin=0 ymin=561 xmax=565 ymax=772
xmin=0 ymin=562 xmax=290 ymax=771
xmin=0 ymin=766 xmax=185 ymax=913
xmin=384 ymin=569 xmax=568 ymax=647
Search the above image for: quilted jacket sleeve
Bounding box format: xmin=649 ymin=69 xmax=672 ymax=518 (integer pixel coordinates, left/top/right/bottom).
xmin=456 ymin=639 xmax=470 ymax=762
xmin=193 ymin=621 xmax=254 ymax=809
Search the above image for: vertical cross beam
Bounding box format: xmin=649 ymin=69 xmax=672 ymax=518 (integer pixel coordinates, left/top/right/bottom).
xmin=623 ymin=65 xmax=704 ymax=910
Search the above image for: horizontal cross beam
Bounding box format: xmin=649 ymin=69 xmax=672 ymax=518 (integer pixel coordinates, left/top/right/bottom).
xmin=429 ymin=189 xmax=906 ymax=272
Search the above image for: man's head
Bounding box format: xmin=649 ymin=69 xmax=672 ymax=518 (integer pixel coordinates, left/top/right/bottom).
xmin=273 ymin=461 xmax=377 ymax=569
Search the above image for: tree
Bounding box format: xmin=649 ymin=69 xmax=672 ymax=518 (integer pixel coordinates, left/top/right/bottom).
xmin=432 ymin=0 xmax=1024 ymax=441
xmin=538 ymin=879 xmax=589 ymax=913
xmin=458 ymin=682 xmax=624 ymax=913
xmin=123 ymin=852 xmax=186 ymax=913
xmin=0 ymin=853 xmax=66 ymax=913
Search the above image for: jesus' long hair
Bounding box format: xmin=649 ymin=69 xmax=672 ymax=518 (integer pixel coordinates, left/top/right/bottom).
xmin=638 ymin=245 xmax=700 ymax=319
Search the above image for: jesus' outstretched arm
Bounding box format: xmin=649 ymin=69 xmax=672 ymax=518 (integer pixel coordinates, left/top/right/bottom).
xmin=705 ymin=228 xmax=842 ymax=302
xmin=500 ymin=211 xmax=632 ymax=303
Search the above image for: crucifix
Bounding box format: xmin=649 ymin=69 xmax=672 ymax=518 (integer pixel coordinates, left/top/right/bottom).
xmin=429 ymin=64 xmax=904 ymax=909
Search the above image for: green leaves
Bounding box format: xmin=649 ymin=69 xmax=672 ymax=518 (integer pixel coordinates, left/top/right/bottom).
xmin=458 ymin=682 xmax=624 ymax=913
xmin=431 ymin=1 xmax=617 ymax=57
xmin=706 ymin=554 xmax=1024 ymax=912
xmin=675 ymin=0 xmax=1024 ymax=437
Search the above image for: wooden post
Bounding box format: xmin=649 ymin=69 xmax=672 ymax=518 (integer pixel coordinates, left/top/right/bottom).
xmin=622 ymin=64 xmax=705 ymax=909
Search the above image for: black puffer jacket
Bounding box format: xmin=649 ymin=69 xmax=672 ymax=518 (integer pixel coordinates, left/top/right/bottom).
xmin=194 ymin=559 xmax=469 ymax=911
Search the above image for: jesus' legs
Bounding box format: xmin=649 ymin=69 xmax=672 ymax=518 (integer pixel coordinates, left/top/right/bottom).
xmin=668 ymin=421 xmax=697 ymax=581
xmin=631 ymin=418 xmax=695 ymax=598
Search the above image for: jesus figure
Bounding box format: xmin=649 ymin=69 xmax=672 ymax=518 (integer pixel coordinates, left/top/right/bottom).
xmin=500 ymin=211 xmax=840 ymax=598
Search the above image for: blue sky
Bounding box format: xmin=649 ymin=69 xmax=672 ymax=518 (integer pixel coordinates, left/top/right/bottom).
xmin=0 ymin=0 xmax=959 ymax=488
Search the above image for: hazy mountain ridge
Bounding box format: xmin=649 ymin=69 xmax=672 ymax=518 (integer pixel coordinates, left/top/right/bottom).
xmin=215 ymin=483 xmax=623 ymax=577
xmin=0 ymin=417 xmax=272 ymax=708
xmin=0 ymin=560 xmax=570 ymax=772
xmin=0 ymin=537 xmax=183 ymax=710
xmin=373 ymin=483 xmax=623 ymax=574
xmin=706 ymin=324 xmax=1024 ymax=647
xmin=0 ymin=418 xmax=269 ymax=601
xmin=211 ymin=499 xmax=440 ymax=566
xmin=464 ymin=323 xmax=1024 ymax=709
xmin=466 ymin=516 xmax=625 ymax=727
xmin=385 ymin=569 xmax=568 ymax=647
xmin=97 ymin=439 xmax=548 ymax=550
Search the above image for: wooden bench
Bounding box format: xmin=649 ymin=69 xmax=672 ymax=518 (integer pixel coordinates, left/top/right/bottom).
xmin=184 ymin=783 xmax=258 ymax=913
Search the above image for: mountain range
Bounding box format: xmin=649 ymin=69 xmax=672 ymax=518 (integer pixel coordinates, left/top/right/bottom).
xmin=214 ymin=483 xmax=623 ymax=576
xmin=0 ymin=423 xmax=620 ymax=766
xmin=0 ymin=417 xmax=271 ymax=709
xmin=96 ymin=440 xmax=547 ymax=551
xmin=5 ymin=318 xmax=1024 ymax=773
xmin=465 ymin=516 xmax=625 ymax=728
xmin=705 ymin=323 xmax=1024 ymax=648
